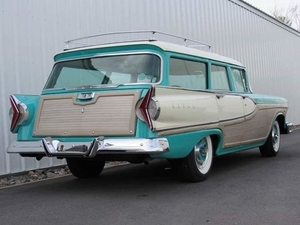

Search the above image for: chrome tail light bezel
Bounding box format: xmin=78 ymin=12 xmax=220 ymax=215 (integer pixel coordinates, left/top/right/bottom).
xmin=148 ymin=97 xmax=160 ymax=120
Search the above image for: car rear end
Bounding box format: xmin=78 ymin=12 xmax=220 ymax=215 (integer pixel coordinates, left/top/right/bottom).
xmin=7 ymin=44 xmax=169 ymax=163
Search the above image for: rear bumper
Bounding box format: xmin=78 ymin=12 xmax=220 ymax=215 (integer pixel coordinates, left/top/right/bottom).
xmin=7 ymin=137 xmax=169 ymax=158
xmin=283 ymin=122 xmax=293 ymax=134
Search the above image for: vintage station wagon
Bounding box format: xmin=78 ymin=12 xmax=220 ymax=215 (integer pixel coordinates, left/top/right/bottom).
xmin=7 ymin=31 xmax=292 ymax=182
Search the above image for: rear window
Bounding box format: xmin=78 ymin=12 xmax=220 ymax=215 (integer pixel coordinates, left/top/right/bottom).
xmin=45 ymin=54 xmax=161 ymax=89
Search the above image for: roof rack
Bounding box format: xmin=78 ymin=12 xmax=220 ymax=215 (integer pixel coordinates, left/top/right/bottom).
xmin=64 ymin=30 xmax=212 ymax=51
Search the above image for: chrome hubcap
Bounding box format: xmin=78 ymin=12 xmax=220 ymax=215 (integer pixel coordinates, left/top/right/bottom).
xmin=272 ymin=125 xmax=278 ymax=145
xmin=271 ymin=122 xmax=280 ymax=152
xmin=199 ymin=140 xmax=208 ymax=163
xmin=194 ymin=137 xmax=211 ymax=173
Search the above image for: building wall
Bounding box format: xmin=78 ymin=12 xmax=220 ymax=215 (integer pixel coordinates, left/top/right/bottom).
xmin=0 ymin=0 xmax=299 ymax=175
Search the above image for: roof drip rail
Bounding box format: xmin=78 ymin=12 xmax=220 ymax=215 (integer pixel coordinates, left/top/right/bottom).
xmin=150 ymin=31 xmax=157 ymax=41
xmin=64 ymin=30 xmax=212 ymax=51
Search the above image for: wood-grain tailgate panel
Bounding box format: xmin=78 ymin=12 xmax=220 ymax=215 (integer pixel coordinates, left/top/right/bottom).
xmin=33 ymin=91 xmax=140 ymax=136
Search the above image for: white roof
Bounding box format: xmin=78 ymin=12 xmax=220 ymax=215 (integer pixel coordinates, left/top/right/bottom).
xmin=62 ymin=41 xmax=244 ymax=67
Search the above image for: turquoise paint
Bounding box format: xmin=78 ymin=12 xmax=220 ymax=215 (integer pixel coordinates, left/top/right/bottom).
xmin=149 ymin=129 xmax=265 ymax=159
xmin=41 ymin=45 xmax=169 ymax=140
xmin=215 ymin=141 xmax=265 ymax=156
xmin=241 ymin=93 xmax=288 ymax=105
xmin=207 ymin=63 xmax=212 ymax=89
xmin=135 ymin=88 xmax=158 ymax=139
xmin=15 ymin=44 xmax=164 ymax=141
xmin=165 ymin=51 xmax=245 ymax=68
xmin=165 ymin=52 xmax=252 ymax=93
xmin=135 ymin=119 xmax=158 ymax=138
xmin=12 ymin=42 xmax=288 ymax=161
xmin=16 ymin=87 xmax=158 ymax=141
xmin=11 ymin=95 xmax=40 ymax=134
xmin=165 ymin=52 xmax=210 ymax=89
xmin=54 ymin=44 xmax=166 ymax=62
xmin=165 ymin=52 xmax=210 ymax=64
xmin=229 ymin=67 xmax=250 ymax=93
xmin=44 ymin=46 xmax=169 ymax=94
xmin=160 ymin=53 xmax=170 ymax=87
xmin=151 ymin=129 xmax=223 ymax=159
xmin=42 ymin=84 xmax=153 ymax=95
xmin=226 ymin=65 xmax=235 ymax=91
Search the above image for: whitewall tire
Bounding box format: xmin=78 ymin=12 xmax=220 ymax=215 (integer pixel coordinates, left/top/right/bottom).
xmin=259 ymin=120 xmax=281 ymax=157
xmin=179 ymin=136 xmax=213 ymax=182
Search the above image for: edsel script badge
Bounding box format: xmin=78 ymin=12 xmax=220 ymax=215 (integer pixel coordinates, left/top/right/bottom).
xmin=77 ymin=92 xmax=95 ymax=100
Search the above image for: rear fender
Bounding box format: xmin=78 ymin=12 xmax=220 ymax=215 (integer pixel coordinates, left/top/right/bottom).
xmin=151 ymin=129 xmax=223 ymax=159
xmin=9 ymin=94 xmax=40 ymax=134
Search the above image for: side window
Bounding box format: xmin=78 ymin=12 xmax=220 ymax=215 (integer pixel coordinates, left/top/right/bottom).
xmin=231 ymin=68 xmax=247 ymax=92
xmin=211 ymin=65 xmax=230 ymax=91
xmin=169 ymin=58 xmax=207 ymax=90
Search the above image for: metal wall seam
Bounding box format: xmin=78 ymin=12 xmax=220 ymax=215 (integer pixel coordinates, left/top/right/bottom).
xmin=0 ymin=0 xmax=8 ymax=175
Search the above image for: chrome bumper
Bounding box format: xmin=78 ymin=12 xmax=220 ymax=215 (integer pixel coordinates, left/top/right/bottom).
xmin=285 ymin=122 xmax=293 ymax=133
xmin=7 ymin=137 xmax=169 ymax=158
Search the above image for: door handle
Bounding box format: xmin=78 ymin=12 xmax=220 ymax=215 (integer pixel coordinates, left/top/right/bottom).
xmin=216 ymin=94 xmax=224 ymax=99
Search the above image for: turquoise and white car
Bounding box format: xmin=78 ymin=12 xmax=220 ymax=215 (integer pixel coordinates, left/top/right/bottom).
xmin=7 ymin=32 xmax=292 ymax=182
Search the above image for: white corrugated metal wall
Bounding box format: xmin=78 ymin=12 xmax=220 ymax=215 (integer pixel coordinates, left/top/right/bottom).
xmin=1 ymin=0 xmax=300 ymax=175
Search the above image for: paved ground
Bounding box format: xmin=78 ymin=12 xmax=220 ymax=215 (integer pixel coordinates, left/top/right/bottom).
xmin=0 ymin=130 xmax=300 ymax=225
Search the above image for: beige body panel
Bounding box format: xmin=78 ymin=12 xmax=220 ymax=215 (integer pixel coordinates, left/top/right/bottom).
xmin=243 ymin=97 xmax=256 ymax=116
xmin=33 ymin=86 xmax=287 ymax=150
xmin=33 ymin=91 xmax=140 ymax=136
xmin=153 ymin=87 xmax=219 ymax=131
xmin=221 ymin=106 xmax=285 ymax=147
xmin=154 ymin=87 xmax=287 ymax=148
xmin=216 ymin=95 xmax=244 ymax=121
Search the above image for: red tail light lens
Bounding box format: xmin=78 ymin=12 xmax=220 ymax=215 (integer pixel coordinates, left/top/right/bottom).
xmin=139 ymin=87 xmax=154 ymax=130
xmin=9 ymin=95 xmax=21 ymax=131
xmin=9 ymin=95 xmax=28 ymax=132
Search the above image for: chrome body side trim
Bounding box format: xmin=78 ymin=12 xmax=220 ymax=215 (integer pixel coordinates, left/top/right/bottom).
xmin=7 ymin=138 xmax=170 ymax=158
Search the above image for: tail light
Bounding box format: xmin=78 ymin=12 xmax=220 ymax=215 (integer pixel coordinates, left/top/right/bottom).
xmin=137 ymin=87 xmax=160 ymax=130
xmin=9 ymin=95 xmax=28 ymax=131
xmin=148 ymin=98 xmax=160 ymax=120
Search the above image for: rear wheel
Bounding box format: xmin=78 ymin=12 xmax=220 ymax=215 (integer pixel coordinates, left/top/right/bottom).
xmin=66 ymin=158 xmax=105 ymax=178
xmin=179 ymin=136 xmax=213 ymax=182
xmin=259 ymin=120 xmax=280 ymax=157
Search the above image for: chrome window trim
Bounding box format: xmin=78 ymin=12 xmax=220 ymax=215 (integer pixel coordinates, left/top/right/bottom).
xmin=43 ymin=51 xmax=164 ymax=90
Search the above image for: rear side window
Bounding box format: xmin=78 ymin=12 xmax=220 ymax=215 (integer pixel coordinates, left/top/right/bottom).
xmin=211 ymin=65 xmax=230 ymax=91
xmin=231 ymin=68 xmax=247 ymax=92
xmin=169 ymin=58 xmax=207 ymax=90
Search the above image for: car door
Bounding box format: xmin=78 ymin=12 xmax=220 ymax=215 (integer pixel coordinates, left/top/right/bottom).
xmin=216 ymin=94 xmax=245 ymax=147
xmin=211 ymin=65 xmax=245 ymax=147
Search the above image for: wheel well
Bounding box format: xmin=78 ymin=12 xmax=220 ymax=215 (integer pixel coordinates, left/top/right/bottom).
xmin=276 ymin=114 xmax=285 ymax=134
xmin=210 ymin=135 xmax=220 ymax=156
